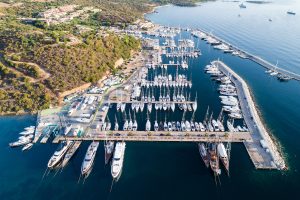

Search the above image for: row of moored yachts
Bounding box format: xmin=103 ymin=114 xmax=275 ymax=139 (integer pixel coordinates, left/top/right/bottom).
xmin=47 ymin=139 xmax=126 ymax=180
xmin=9 ymin=126 xmax=35 ymax=151
xmin=205 ymin=64 xmax=243 ymax=119
xmin=141 ymin=74 xmax=192 ymax=88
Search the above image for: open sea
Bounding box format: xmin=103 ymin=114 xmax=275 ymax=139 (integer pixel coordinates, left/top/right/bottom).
xmin=1 ymin=0 xmax=300 ymax=199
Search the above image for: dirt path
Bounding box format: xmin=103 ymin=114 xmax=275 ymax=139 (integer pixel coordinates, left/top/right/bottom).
xmin=9 ymin=60 xmax=51 ymax=82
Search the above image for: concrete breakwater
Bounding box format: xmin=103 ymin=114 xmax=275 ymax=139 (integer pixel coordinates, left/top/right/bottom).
xmin=213 ymin=60 xmax=286 ymax=170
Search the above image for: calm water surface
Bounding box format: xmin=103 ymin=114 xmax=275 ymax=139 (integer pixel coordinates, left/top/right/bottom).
xmin=1 ymin=1 xmax=300 ymax=199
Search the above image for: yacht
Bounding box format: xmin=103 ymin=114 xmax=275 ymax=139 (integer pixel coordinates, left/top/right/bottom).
xmin=171 ymin=103 xmax=175 ymax=112
xmin=128 ymin=113 xmax=133 ymax=131
xmin=191 ymin=121 xmax=195 ymax=132
xmin=48 ymin=141 xmax=73 ymax=169
xmin=199 ymin=122 xmax=206 ymax=132
xmin=24 ymin=126 xmax=35 ymax=131
xmin=181 ymin=121 xmax=186 ymax=131
xmin=22 ymin=143 xmax=33 ymax=151
xmin=19 ymin=134 xmax=33 ymax=140
xmin=229 ymin=112 xmax=243 ymax=119
xmin=132 ymin=117 xmax=138 ymax=131
xmin=211 ymin=119 xmax=220 ymax=131
xmin=148 ymin=102 xmax=152 ymax=113
xmin=162 ymin=102 xmax=167 ymax=111
xmin=227 ymin=120 xmax=236 ymax=132
xmin=9 ymin=138 xmax=31 ymax=147
xmin=146 ymin=119 xmax=151 ymax=131
xmin=183 ymin=103 xmax=187 ymax=111
xmin=217 ymin=143 xmax=230 ymax=175
xmin=270 ymin=71 xmax=278 ymax=76
xmin=123 ymin=118 xmax=128 ymax=131
xmin=106 ymin=120 xmax=111 ymax=131
xmin=120 ymin=103 xmax=126 ymax=112
xmin=195 ymin=122 xmax=200 ymax=131
xmin=61 ymin=141 xmax=81 ymax=167
xmin=209 ymin=143 xmax=221 ymax=176
xmin=102 ymin=122 xmax=107 ymax=131
xmin=192 ymin=100 xmax=197 ymax=111
xmin=185 ymin=120 xmax=191 ymax=132
xmin=217 ymin=120 xmax=225 ymax=132
xmin=163 ymin=120 xmax=168 ymax=131
xmin=114 ymin=116 xmax=119 ymax=131
xmin=172 ymin=122 xmax=176 ymax=131
xmin=187 ymin=103 xmax=192 ymax=112
xmin=104 ymin=141 xmax=115 ymax=165
xmin=111 ymin=142 xmax=126 ymax=180
xmin=168 ymin=122 xmax=172 ymax=131
xmin=81 ymin=141 xmax=99 ymax=176
xmin=19 ymin=129 xmax=34 ymax=136
xmin=176 ymin=121 xmax=181 ymax=131
xmin=139 ymin=102 xmax=145 ymax=112
xmin=154 ymin=120 xmax=159 ymax=131
xmin=116 ymin=102 xmax=121 ymax=111
xmin=198 ymin=143 xmax=210 ymax=168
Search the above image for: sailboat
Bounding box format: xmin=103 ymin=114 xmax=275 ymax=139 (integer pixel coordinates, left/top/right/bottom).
xmin=217 ymin=109 xmax=225 ymax=132
xmin=154 ymin=112 xmax=159 ymax=132
xmin=123 ymin=112 xmax=128 ymax=131
xmin=105 ymin=116 xmax=111 ymax=131
xmin=207 ymin=112 xmax=214 ymax=132
xmin=181 ymin=111 xmax=186 ymax=131
xmin=217 ymin=143 xmax=230 ymax=176
xmin=173 ymin=87 xmax=177 ymax=102
xmin=148 ymin=102 xmax=152 ymax=113
xmin=104 ymin=140 xmax=115 ymax=165
xmin=116 ymin=90 xmax=122 ymax=111
xmin=192 ymin=92 xmax=198 ymax=111
xmin=198 ymin=143 xmax=210 ymax=168
xmin=191 ymin=111 xmax=196 ymax=131
xmin=187 ymin=93 xmax=193 ymax=112
xmin=114 ymin=115 xmax=119 ymax=131
xmin=171 ymin=102 xmax=175 ymax=112
xmin=121 ymin=102 xmax=126 ymax=113
xmin=145 ymin=112 xmax=151 ymax=131
xmin=128 ymin=111 xmax=133 ymax=131
xmin=132 ymin=112 xmax=138 ymax=131
xmin=208 ymin=143 xmax=221 ymax=176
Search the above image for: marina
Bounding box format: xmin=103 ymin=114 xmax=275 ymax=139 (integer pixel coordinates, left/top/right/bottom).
xmin=2 ymin=1 xmax=300 ymax=199
xmin=8 ymin=24 xmax=287 ymax=181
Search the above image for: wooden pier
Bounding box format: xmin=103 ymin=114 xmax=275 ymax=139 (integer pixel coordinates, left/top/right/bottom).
xmin=52 ymin=131 xmax=251 ymax=143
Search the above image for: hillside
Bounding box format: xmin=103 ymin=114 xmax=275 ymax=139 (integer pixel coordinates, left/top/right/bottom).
xmin=0 ymin=0 xmax=204 ymax=114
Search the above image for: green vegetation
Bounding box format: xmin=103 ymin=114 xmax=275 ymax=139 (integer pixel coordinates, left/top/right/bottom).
xmin=0 ymin=0 xmax=206 ymax=114
xmin=0 ymin=62 xmax=51 ymax=114
xmin=29 ymin=34 xmax=140 ymax=92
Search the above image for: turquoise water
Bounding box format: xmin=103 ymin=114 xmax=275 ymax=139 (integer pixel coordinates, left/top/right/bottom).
xmin=1 ymin=1 xmax=300 ymax=199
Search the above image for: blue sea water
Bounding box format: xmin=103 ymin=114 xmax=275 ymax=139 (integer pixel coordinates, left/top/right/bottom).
xmin=1 ymin=1 xmax=300 ymax=199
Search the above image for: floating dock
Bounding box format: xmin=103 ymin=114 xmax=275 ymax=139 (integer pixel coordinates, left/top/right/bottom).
xmin=212 ymin=60 xmax=286 ymax=170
